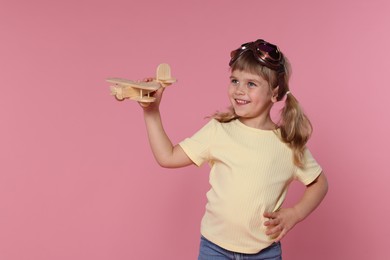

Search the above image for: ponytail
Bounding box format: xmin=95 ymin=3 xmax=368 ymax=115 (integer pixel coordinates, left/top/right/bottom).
xmin=279 ymin=93 xmax=312 ymax=167
xmin=210 ymin=106 xmax=238 ymax=123
xmin=273 ymin=57 xmax=313 ymax=167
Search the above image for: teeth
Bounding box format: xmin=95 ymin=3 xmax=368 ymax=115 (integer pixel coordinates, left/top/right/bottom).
xmin=236 ymin=99 xmax=249 ymax=104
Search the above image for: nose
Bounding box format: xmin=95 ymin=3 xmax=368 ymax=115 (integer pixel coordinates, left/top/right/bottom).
xmin=235 ymin=84 xmax=246 ymax=95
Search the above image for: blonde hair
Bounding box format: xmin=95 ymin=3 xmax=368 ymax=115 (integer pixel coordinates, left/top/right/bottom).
xmin=212 ymin=51 xmax=312 ymax=167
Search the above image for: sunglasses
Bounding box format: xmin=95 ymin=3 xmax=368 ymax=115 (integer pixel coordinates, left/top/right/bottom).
xmin=229 ymin=39 xmax=284 ymax=72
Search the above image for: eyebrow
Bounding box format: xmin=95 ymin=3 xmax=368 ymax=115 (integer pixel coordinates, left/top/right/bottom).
xmin=230 ymin=76 xmax=262 ymax=85
xmin=230 ymin=71 xmax=266 ymax=85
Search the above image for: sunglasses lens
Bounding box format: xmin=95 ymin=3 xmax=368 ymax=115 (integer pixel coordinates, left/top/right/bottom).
xmin=258 ymin=44 xmax=275 ymax=53
xmin=230 ymin=49 xmax=238 ymax=58
xmin=256 ymin=42 xmax=280 ymax=61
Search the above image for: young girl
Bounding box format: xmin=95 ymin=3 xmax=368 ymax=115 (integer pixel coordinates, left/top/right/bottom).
xmin=141 ymin=39 xmax=328 ymax=260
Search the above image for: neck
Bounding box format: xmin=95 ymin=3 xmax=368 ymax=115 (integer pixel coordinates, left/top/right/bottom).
xmin=238 ymin=115 xmax=277 ymax=130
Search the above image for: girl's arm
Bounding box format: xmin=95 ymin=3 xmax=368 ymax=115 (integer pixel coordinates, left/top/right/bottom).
xmin=263 ymin=172 xmax=328 ymax=242
xmin=142 ymin=86 xmax=193 ymax=168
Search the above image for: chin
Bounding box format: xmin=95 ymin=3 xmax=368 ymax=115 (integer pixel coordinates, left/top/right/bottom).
xmin=233 ymin=110 xmax=248 ymax=118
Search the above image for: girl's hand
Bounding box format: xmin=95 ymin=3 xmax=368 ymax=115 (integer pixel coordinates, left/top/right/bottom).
xmin=264 ymin=174 xmax=328 ymax=242
xmin=138 ymin=77 xmax=165 ymax=111
xmin=263 ymin=208 xmax=301 ymax=242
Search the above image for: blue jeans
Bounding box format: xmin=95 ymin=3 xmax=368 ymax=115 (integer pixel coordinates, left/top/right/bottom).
xmin=198 ymin=236 xmax=282 ymax=260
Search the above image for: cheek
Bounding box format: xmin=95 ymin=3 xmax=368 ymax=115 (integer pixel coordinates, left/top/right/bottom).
xmin=227 ymin=85 xmax=235 ymax=97
xmin=256 ymin=88 xmax=272 ymax=98
xmin=249 ymin=90 xmax=270 ymax=103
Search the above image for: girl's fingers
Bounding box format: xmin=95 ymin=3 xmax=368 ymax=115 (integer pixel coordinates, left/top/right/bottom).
xmin=142 ymin=77 xmax=155 ymax=82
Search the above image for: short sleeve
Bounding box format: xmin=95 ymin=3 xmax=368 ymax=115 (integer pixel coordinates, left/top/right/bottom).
xmin=294 ymin=148 xmax=323 ymax=185
xmin=178 ymin=119 xmax=217 ymax=166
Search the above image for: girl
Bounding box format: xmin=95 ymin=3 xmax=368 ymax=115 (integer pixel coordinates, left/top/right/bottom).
xmin=141 ymin=39 xmax=328 ymax=260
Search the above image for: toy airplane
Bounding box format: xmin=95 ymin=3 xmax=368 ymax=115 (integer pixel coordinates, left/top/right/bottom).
xmin=107 ymin=63 xmax=176 ymax=106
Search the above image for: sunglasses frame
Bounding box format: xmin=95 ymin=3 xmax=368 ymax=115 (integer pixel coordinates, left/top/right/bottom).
xmin=229 ymin=39 xmax=284 ymax=72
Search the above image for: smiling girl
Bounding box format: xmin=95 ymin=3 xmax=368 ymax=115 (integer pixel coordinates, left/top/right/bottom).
xmin=141 ymin=39 xmax=328 ymax=260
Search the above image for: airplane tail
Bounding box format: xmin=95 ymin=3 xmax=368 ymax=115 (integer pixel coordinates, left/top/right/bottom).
xmin=156 ymin=64 xmax=176 ymax=84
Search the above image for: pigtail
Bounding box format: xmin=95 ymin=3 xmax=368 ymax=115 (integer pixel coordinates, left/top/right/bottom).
xmin=275 ymin=57 xmax=312 ymax=167
xmin=210 ymin=106 xmax=238 ymax=123
xmin=279 ymin=93 xmax=313 ymax=167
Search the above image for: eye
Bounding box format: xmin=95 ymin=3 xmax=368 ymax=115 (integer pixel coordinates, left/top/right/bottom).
xmin=248 ymin=81 xmax=257 ymax=88
xmin=230 ymin=78 xmax=239 ymax=85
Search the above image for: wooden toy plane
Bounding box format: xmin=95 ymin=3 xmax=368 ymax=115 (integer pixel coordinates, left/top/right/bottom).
xmin=107 ymin=63 xmax=176 ymax=106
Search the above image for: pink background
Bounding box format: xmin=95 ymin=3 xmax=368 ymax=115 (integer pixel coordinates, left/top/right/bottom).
xmin=1 ymin=0 xmax=389 ymax=259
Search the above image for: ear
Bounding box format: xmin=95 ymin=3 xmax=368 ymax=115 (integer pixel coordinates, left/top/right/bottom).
xmin=271 ymin=86 xmax=279 ymax=103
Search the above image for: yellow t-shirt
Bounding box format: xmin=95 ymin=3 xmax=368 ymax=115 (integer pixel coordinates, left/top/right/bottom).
xmin=179 ymin=119 xmax=322 ymax=254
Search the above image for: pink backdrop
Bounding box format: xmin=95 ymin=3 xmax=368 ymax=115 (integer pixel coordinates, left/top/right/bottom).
xmin=1 ymin=0 xmax=389 ymax=259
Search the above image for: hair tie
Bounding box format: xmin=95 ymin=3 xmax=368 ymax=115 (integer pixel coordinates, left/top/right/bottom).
xmin=285 ymin=91 xmax=291 ymax=96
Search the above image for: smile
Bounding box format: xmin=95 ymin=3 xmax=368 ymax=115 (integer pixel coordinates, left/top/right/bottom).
xmin=235 ymin=99 xmax=250 ymax=105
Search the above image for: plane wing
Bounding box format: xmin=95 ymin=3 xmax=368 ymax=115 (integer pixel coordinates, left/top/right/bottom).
xmin=106 ymin=78 xmax=161 ymax=91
